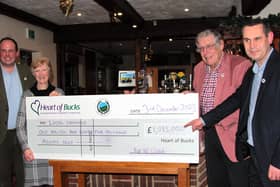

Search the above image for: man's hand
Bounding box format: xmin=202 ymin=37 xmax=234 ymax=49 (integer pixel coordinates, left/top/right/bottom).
xmin=268 ymin=164 xmax=280 ymax=181
xmin=182 ymin=90 xmax=194 ymax=94
xmin=184 ymin=118 xmax=204 ymax=131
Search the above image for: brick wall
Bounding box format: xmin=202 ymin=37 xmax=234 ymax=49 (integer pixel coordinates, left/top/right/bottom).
xmin=190 ymin=154 xmax=207 ymax=187
xmin=63 ymin=155 xmax=207 ymax=187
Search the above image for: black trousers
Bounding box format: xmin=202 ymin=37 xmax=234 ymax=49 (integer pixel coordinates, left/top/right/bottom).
xmin=248 ymin=146 xmax=280 ymax=187
xmin=0 ymin=130 xmax=24 ymax=187
xmin=204 ymin=127 xmax=250 ymax=187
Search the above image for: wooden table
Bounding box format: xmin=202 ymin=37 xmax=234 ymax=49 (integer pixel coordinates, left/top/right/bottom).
xmin=49 ymin=160 xmax=190 ymax=187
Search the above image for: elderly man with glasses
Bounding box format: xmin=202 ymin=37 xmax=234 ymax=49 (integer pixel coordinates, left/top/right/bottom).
xmin=192 ymin=29 xmax=252 ymax=187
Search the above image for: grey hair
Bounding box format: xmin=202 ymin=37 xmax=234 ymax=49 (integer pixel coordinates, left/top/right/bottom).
xmin=195 ymin=29 xmax=223 ymax=46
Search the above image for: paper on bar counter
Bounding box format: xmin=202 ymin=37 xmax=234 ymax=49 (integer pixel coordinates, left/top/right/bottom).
xmin=26 ymin=93 xmax=199 ymax=163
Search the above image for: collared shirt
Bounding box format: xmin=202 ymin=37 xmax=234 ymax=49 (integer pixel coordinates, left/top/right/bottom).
xmin=200 ymin=54 xmax=223 ymax=115
xmin=247 ymin=48 xmax=273 ymax=146
xmin=199 ymin=54 xmax=223 ymax=153
xmin=1 ymin=64 xmax=23 ymax=129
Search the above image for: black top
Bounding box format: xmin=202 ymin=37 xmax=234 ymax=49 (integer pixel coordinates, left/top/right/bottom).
xmin=30 ymin=82 xmax=55 ymax=96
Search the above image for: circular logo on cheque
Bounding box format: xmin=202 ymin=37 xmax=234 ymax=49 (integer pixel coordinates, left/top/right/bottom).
xmin=97 ymin=99 xmax=110 ymax=114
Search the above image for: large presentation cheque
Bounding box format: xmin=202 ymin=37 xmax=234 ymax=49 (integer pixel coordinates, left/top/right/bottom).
xmin=26 ymin=93 xmax=199 ymax=163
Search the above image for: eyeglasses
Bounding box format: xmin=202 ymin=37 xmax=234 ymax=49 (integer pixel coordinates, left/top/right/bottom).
xmin=196 ymin=43 xmax=217 ymax=53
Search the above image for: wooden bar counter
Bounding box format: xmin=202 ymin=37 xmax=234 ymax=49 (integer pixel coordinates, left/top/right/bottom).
xmin=49 ymin=160 xmax=190 ymax=187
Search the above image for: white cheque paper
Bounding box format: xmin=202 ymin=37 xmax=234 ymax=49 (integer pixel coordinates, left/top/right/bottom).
xmin=26 ymin=93 xmax=199 ymax=163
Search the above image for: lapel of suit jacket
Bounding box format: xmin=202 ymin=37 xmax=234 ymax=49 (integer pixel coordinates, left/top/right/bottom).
xmin=16 ymin=62 xmax=33 ymax=90
xmin=254 ymin=51 xmax=275 ymax=109
xmin=214 ymin=54 xmax=229 ymax=105
xmin=237 ymin=67 xmax=254 ymax=134
xmin=0 ymin=66 xmax=8 ymax=104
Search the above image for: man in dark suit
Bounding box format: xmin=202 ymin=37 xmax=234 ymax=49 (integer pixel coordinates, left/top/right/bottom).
xmin=185 ymin=19 xmax=280 ymax=187
xmin=0 ymin=37 xmax=34 ymax=187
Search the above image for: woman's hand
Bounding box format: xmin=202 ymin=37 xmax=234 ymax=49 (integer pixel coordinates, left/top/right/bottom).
xmin=49 ymin=90 xmax=60 ymax=96
xmin=24 ymin=148 xmax=35 ymax=161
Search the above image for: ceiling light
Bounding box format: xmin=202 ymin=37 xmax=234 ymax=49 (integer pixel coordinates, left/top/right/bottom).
xmin=59 ymin=0 xmax=74 ymax=16
xmin=153 ymin=20 xmax=157 ymax=26
xmin=117 ymin=12 xmax=123 ymax=16
xmin=77 ymin=12 xmax=82 ymax=16
xmin=132 ymin=24 xmax=138 ymax=28
xmin=169 ymin=38 xmax=173 ymax=42
xmin=184 ymin=8 xmax=189 ymax=12
xmin=110 ymin=12 xmax=121 ymax=23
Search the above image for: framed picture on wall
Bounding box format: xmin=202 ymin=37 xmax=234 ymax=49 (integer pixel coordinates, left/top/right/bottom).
xmin=118 ymin=70 xmax=136 ymax=87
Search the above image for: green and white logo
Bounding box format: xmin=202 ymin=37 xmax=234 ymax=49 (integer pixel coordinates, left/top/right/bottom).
xmin=97 ymin=99 xmax=110 ymax=114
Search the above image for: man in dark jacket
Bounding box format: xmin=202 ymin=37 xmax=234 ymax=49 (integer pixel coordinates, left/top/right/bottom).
xmin=185 ymin=19 xmax=280 ymax=187
xmin=0 ymin=37 xmax=34 ymax=187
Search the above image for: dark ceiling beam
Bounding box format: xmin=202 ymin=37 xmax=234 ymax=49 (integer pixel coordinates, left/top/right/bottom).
xmin=141 ymin=18 xmax=224 ymax=40
xmin=242 ymin=0 xmax=271 ymax=15
xmin=54 ymin=17 xmax=226 ymax=43
xmin=55 ymin=22 xmax=139 ymax=42
xmin=0 ymin=2 xmax=58 ymax=31
xmin=94 ymin=0 xmax=144 ymax=26
xmin=0 ymin=2 xmax=227 ymax=43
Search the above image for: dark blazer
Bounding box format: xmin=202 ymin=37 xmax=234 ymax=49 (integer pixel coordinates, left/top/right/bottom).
xmin=202 ymin=50 xmax=280 ymax=175
xmin=0 ymin=62 xmax=34 ymax=143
